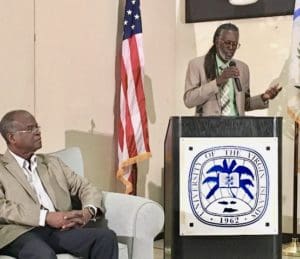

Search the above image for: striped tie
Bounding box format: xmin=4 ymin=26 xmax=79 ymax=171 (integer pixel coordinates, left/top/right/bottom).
xmin=219 ymin=67 xmax=231 ymax=115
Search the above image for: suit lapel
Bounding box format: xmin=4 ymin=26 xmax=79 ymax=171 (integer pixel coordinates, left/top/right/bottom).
xmin=2 ymin=150 xmax=39 ymax=203
xmin=36 ymin=155 xmax=57 ymax=209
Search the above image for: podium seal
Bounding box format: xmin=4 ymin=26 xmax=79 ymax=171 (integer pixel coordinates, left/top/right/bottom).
xmin=188 ymin=146 xmax=269 ymax=227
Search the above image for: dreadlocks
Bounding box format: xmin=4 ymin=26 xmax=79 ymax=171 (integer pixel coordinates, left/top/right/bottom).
xmin=204 ymin=23 xmax=239 ymax=82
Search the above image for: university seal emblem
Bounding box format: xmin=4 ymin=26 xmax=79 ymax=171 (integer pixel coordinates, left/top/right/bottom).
xmin=188 ymin=146 xmax=269 ymax=227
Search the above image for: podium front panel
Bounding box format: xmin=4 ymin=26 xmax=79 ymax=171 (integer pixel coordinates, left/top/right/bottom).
xmin=164 ymin=116 xmax=282 ymax=259
xmin=180 ymin=137 xmax=278 ymax=236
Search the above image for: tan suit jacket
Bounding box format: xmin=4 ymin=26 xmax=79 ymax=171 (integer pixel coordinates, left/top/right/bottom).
xmin=0 ymin=150 xmax=103 ymax=249
xmin=184 ymin=56 xmax=268 ymax=116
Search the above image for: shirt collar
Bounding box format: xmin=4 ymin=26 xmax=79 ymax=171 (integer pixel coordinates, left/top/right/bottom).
xmin=9 ymin=150 xmax=37 ymax=170
xmin=216 ymin=54 xmax=230 ymax=70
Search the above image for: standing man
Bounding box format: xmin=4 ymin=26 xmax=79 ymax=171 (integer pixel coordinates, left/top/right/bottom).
xmin=0 ymin=110 xmax=118 ymax=259
xmin=184 ymin=23 xmax=281 ymax=116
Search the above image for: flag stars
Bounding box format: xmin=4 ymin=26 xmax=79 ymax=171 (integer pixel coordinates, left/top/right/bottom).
xmin=123 ymin=1 xmax=142 ymax=38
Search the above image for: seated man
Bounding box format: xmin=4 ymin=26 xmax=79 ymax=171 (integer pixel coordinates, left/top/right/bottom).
xmin=0 ymin=110 xmax=118 ymax=259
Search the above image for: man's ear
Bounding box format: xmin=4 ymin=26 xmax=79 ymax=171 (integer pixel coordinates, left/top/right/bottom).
xmin=7 ymin=133 xmax=16 ymax=144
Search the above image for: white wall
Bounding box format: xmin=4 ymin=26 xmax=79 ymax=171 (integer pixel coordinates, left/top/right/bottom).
xmin=0 ymin=1 xmax=34 ymax=125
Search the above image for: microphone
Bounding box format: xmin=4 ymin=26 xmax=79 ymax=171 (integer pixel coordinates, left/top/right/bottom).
xmin=229 ymin=61 xmax=242 ymax=92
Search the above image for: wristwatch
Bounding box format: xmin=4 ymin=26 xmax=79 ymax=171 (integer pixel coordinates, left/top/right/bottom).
xmin=86 ymin=206 xmax=97 ymax=218
xmin=261 ymin=94 xmax=269 ymax=105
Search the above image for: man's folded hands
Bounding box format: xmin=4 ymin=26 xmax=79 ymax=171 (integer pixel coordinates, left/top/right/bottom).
xmin=46 ymin=209 xmax=93 ymax=230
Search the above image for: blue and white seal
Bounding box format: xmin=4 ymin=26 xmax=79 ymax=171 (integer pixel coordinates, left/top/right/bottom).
xmin=188 ymin=146 xmax=269 ymax=227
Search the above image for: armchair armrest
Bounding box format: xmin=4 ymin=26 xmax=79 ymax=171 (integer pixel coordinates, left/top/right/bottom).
xmin=102 ymin=191 xmax=164 ymax=259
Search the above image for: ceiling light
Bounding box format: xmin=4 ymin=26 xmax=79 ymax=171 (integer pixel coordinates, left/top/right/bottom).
xmin=229 ymin=0 xmax=258 ymax=5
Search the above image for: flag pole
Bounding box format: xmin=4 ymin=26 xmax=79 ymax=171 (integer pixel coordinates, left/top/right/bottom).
xmin=130 ymin=164 xmax=138 ymax=195
xmin=293 ymin=121 xmax=299 ymax=237
xmin=282 ymin=121 xmax=300 ymax=256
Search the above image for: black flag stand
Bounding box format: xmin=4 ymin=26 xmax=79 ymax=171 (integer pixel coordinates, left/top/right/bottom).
xmin=283 ymin=122 xmax=300 ymax=256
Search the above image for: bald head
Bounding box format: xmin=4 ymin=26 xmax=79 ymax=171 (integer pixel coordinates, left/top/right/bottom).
xmin=0 ymin=110 xmax=42 ymax=158
xmin=0 ymin=110 xmax=33 ymax=143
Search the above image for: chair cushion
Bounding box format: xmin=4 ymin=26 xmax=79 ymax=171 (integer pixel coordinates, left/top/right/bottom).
xmin=118 ymin=242 xmax=129 ymax=259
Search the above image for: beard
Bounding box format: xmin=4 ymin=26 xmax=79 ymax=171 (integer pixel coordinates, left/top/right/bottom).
xmin=217 ymin=48 xmax=235 ymax=62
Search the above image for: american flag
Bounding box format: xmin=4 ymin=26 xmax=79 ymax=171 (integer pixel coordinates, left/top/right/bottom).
xmin=117 ymin=0 xmax=151 ymax=194
xmin=287 ymin=0 xmax=300 ymax=122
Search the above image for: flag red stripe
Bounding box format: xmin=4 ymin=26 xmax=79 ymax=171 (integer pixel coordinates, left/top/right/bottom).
xmin=118 ymin=117 xmax=124 ymax=151
xmin=128 ymin=36 xmax=150 ymax=152
xmin=120 ymin=55 xmax=138 ymax=157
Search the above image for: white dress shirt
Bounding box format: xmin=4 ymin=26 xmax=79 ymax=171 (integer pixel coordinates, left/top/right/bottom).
xmin=9 ymin=150 xmax=55 ymax=226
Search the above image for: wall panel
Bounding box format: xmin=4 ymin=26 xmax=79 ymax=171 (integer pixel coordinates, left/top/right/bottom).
xmin=0 ymin=0 xmax=35 ymax=152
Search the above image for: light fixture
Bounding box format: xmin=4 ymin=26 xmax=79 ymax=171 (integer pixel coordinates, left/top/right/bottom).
xmin=229 ymin=0 xmax=258 ymax=5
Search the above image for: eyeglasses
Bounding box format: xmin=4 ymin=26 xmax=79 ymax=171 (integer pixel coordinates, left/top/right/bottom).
xmin=13 ymin=126 xmax=41 ymax=134
xmin=220 ymin=40 xmax=241 ymax=49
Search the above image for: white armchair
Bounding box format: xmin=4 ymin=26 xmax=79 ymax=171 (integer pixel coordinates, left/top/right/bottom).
xmin=0 ymin=147 xmax=164 ymax=259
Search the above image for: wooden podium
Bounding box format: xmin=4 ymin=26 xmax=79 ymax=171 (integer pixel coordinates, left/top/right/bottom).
xmin=164 ymin=116 xmax=282 ymax=259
